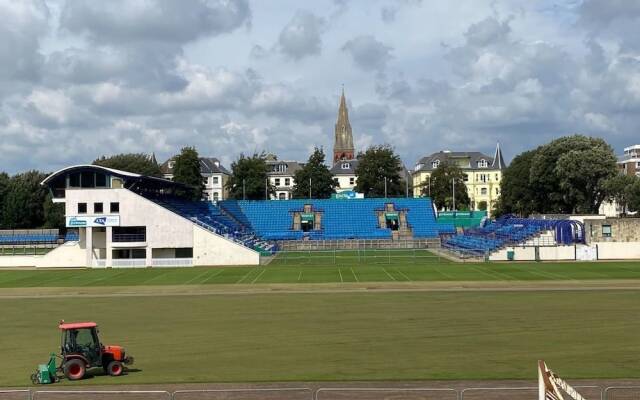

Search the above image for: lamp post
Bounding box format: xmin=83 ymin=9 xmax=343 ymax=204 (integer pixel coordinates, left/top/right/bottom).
xmin=384 ymin=177 xmax=388 ymax=198
xmin=309 ymin=177 xmax=312 ymax=199
xmin=452 ymin=178 xmax=456 ymax=211
xmin=242 ymin=179 xmax=246 ymax=200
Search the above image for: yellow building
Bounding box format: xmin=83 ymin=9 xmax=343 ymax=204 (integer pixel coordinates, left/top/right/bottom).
xmin=411 ymin=144 xmax=506 ymax=213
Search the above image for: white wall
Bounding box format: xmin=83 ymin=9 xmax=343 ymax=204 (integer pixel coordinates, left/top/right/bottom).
xmin=335 ymin=175 xmax=357 ymax=191
xmin=192 ymin=226 xmax=259 ymax=266
xmin=66 ymin=188 xmax=194 ymax=248
xmin=490 ymin=245 xmax=576 ymax=261
xmin=595 ymin=242 xmax=640 ymax=259
xmin=0 ymin=242 xmax=85 ymax=268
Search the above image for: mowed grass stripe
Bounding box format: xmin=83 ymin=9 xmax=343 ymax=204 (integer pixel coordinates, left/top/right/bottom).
xmin=1 ymin=290 xmax=639 ymax=387
xmin=3 ymin=261 xmax=640 ymax=287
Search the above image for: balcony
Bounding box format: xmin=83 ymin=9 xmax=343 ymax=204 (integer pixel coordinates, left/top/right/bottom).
xmin=112 ymin=233 xmax=146 ymax=243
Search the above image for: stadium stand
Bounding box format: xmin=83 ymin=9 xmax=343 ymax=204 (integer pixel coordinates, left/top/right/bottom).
xmin=221 ymin=198 xmax=441 ymax=241
xmin=147 ymin=197 xmax=276 ymax=254
xmin=443 ymin=215 xmax=585 ymax=256
xmin=0 ymin=229 xmax=79 ymax=245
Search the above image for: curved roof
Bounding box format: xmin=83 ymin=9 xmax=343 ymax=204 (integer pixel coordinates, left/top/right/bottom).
xmin=40 ymin=164 xmax=177 ymax=187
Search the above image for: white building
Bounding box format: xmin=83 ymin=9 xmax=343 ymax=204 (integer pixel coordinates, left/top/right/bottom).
xmin=266 ymin=157 xmax=304 ymax=200
xmin=4 ymin=165 xmax=259 ymax=268
xmin=331 ymin=159 xmax=358 ymax=193
xmin=160 ymin=157 xmax=230 ymax=202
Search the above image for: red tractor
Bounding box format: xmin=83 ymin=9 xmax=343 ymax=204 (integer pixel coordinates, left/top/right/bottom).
xmin=57 ymin=321 xmax=134 ymax=381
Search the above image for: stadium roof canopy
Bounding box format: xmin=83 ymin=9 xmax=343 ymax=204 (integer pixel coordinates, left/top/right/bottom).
xmin=41 ymin=164 xmax=187 ymax=192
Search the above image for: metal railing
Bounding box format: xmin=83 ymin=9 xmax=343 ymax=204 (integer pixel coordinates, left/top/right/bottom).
xmin=112 ymin=233 xmax=146 ymax=243
xmin=276 ymin=238 xmax=441 ymax=251
xmin=11 ymin=385 xmax=638 ymax=400
xmin=111 ymin=259 xmax=146 ymax=268
xmin=271 ymin=248 xmax=443 ymax=266
xmin=152 ymin=258 xmax=193 ymax=267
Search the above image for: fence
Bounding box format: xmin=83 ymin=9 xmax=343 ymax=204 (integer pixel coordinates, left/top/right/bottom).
xmin=276 ymin=238 xmax=441 ymax=251
xmin=4 ymin=386 xmax=639 ymax=400
xmin=271 ymin=248 xmax=444 ymax=266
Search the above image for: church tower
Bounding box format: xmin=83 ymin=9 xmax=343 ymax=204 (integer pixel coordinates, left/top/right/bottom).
xmin=333 ymin=88 xmax=355 ymax=164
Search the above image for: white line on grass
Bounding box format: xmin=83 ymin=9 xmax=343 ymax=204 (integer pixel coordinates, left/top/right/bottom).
xmin=297 ymin=271 xmax=303 ymax=282
xmin=394 ymin=268 xmax=412 ymax=282
xmin=235 ymin=268 xmax=257 ymax=284
xmin=338 ymin=268 xmax=344 ymax=283
xmin=382 ymin=267 xmax=396 ymax=281
xmin=199 ymin=268 xmax=227 ymax=284
xmin=141 ymin=271 xmax=170 ymax=284
xmin=184 ymin=269 xmax=215 ymax=285
xmin=350 ymin=267 xmax=359 ymax=282
xmin=250 ymin=269 xmax=267 ymax=284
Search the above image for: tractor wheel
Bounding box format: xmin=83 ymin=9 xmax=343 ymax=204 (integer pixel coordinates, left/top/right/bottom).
xmin=63 ymin=359 xmax=86 ymax=380
xmin=107 ymin=360 xmax=123 ymax=376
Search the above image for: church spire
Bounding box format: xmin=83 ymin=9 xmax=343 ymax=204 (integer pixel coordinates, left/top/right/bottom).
xmin=333 ymin=87 xmax=355 ymax=164
xmin=491 ymin=142 xmax=506 ymax=169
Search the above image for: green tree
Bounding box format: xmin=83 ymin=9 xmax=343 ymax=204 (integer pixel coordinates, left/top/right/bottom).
xmin=226 ymin=152 xmax=274 ymax=200
xmin=494 ymin=149 xmax=542 ymax=216
xmin=1 ymin=171 xmax=49 ymax=229
xmin=604 ymin=174 xmax=638 ymax=214
xmin=172 ymin=147 xmax=204 ymax=200
xmin=43 ymin=194 xmax=65 ymax=229
xmin=93 ymin=153 xmax=161 ymax=176
xmin=427 ymin=162 xmax=470 ymax=210
xmin=477 ymin=200 xmax=487 ymax=211
xmin=354 ymin=145 xmax=404 ymax=197
xmin=292 ymin=147 xmax=336 ymax=199
xmin=0 ymin=172 xmax=9 ymax=227
xmin=626 ymin=179 xmax=640 ymax=213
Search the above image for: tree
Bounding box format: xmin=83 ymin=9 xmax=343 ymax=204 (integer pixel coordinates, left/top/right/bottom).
xmin=494 ymin=149 xmax=542 ymax=216
xmin=604 ymin=174 xmax=638 ymax=214
xmin=226 ymin=152 xmax=274 ymax=200
xmin=1 ymin=171 xmax=49 ymax=229
xmin=498 ymin=135 xmax=618 ymax=216
xmin=427 ymin=162 xmax=470 ymax=210
xmin=43 ymin=194 xmax=65 ymax=229
xmin=292 ymin=147 xmax=336 ymax=199
xmin=627 ymin=179 xmax=640 ymax=213
xmin=530 ymin=135 xmax=617 ymax=214
xmin=172 ymin=147 xmax=204 ymax=200
xmin=354 ymin=145 xmax=404 ymax=197
xmin=477 ymin=201 xmax=487 ymax=211
xmin=93 ymin=153 xmax=161 ymax=176
xmin=0 ymin=172 xmax=9 ymax=227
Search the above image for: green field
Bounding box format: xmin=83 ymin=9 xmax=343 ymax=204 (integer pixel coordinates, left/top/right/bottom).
xmin=1 ymin=260 xmax=640 ymax=288
xmin=1 ymin=290 xmax=639 ymax=386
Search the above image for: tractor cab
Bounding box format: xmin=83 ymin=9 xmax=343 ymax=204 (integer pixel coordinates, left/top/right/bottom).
xmin=57 ymin=321 xmax=133 ymax=380
xmin=61 ymin=322 xmax=102 ymax=365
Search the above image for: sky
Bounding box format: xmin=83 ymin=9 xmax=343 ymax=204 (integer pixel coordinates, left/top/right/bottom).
xmin=1 ymin=0 xmax=640 ymax=174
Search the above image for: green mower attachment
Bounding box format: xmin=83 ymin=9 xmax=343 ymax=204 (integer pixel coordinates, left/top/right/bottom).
xmin=31 ymin=353 xmax=58 ymax=384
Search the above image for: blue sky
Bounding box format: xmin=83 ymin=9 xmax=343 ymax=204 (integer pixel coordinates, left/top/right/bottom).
xmin=1 ymin=0 xmax=639 ymax=173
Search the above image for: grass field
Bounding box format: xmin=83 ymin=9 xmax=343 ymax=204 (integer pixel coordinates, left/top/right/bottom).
xmin=1 ymin=259 xmax=640 ymax=288
xmin=1 ymin=290 xmax=639 ymax=387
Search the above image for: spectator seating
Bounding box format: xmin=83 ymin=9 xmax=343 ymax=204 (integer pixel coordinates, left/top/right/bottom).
xmin=442 ymin=215 xmax=585 ymax=256
xmin=0 ymin=230 xmax=79 ymax=245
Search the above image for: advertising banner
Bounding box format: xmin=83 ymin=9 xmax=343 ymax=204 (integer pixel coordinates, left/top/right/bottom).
xmin=66 ymin=215 xmax=121 ymax=228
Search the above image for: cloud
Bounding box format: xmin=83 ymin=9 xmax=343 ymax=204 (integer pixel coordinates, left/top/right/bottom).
xmin=380 ymin=0 xmax=422 ymax=24
xmin=342 ymin=35 xmax=393 ymax=72
xmin=60 ymin=0 xmax=251 ymax=44
xmin=0 ymin=0 xmax=49 ymax=83
xmin=277 ymin=10 xmax=325 ymax=60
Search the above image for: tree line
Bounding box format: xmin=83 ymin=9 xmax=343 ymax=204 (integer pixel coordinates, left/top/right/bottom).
xmin=1 ymin=134 xmax=638 ymax=230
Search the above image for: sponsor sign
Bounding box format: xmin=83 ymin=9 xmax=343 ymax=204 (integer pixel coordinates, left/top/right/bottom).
xmin=66 ymin=215 xmax=120 ymax=228
xmin=331 ymin=191 xmax=364 ymax=200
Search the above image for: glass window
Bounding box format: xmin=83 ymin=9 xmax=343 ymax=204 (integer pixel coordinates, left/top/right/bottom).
xmin=334 ymin=178 xmax=340 ymax=187
xmin=477 ymin=159 xmax=488 ymax=168
xmin=341 ymin=162 xmax=350 ymax=169
xmin=285 ymin=178 xmax=290 ymax=186
xmin=81 ymin=171 xmax=94 ymax=188
xmin=480 ymin=188 xmax=487 ymax=195
xmin=213 ymin=176 xmax=219 ymax=184
xmin=278 ymin=192 xmax=286 ymax=200
xmin=69 ymin=173 xmax=81 ymax=188
xmin=274 ymin=178 xmax=281 ymax=186
xmin=432 ymin=160 xmax=440 ymax=168
xmin=213 ymin=192 xmax=219 ymax=201
xmin=463 ymin=174 xmax=469 ymax=182
xmin=94 ymin=203 xmax=103 ymax=213
xmin=95 ymin=173 xmax=107 ymax=187
xmin=110 ymin=202 xmax=119 ymax=213
xmin=78 ymin=203 xmax=87 ymax=214
xmin=175 ymin=248 xmax=193 ymax=258
xmin=602 ymin=225 xmax=612 ymax=237
xmin=349 ymin=177 xmax=355 ymax=185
